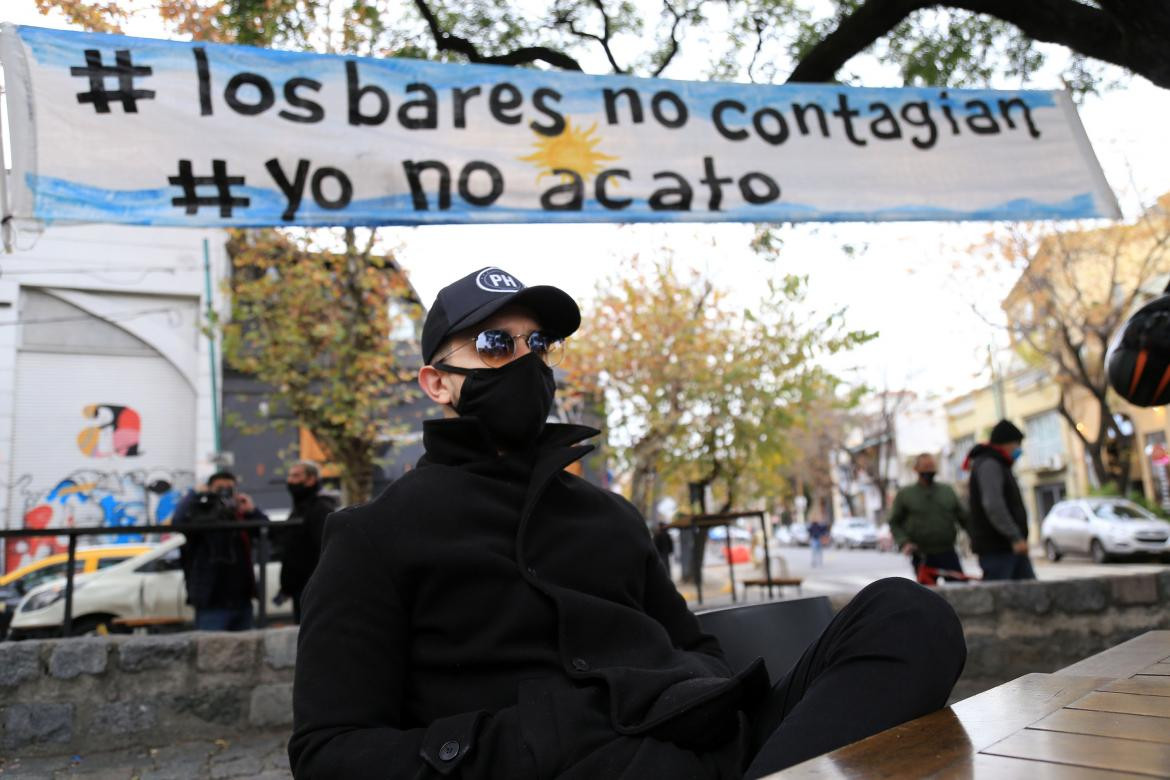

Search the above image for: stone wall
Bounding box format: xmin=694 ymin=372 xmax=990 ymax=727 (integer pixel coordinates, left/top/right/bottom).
xmin=0 ymin=628 xmax=297 ymax=757
xmin=937 ymin=571 xmax=1170 ymax=700
xmin=3 ymin=573 xmax=1169 ymax=756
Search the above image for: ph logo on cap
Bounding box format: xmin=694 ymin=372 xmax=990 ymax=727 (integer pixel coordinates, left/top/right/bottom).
xmin=476 ymin=268 xmax=523 ymax=293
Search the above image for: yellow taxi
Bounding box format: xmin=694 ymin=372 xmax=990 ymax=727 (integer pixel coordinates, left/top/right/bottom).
xmin=0 ymin=545 xmax=151 ymax=637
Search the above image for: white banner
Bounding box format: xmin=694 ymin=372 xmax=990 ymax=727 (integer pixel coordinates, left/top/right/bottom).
xmin=0 ymin=24 xmax=1120 ymax=228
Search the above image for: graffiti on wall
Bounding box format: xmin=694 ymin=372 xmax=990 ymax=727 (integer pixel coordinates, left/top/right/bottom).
xmin=77 ymin=404 xmax=143 ymax=457
xmin=5 ymin=468 xmax=194 ymax=572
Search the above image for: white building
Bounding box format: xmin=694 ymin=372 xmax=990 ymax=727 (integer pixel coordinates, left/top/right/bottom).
xmin=0 ymin=225 xmax=228 ymax=573
xmin=830 ymin=391 xmax=952 ymax=525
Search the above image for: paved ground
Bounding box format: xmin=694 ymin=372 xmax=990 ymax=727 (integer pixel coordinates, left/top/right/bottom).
xmin=675 ymin=545 xmax=1170 ymax=608
xmin=0 ymin=732 xmax=291 ymax=779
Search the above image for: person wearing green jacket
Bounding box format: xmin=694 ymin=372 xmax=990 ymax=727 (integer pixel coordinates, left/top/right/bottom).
xmin=887 ymin=454 xmax=969 ymax=582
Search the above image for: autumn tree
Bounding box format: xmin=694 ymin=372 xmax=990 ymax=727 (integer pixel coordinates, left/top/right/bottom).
xmin=36 ymin=0 xmax=1162 ymax=93
xmin=999 ymin=194 xmax=1170 ymax=494
xmin=565 ymin=254 xmax=873 ymax=517
xmin=222 ymin=228 xmax=422 ymax=502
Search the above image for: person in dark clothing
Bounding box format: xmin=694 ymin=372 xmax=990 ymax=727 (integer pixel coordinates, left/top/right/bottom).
xmin=290 ymin=266 xmax=966 ymax=779
xmin=965 ymin=420 xmax=1036 ymax=581
xmin=174 ymin=471 xmax=269 ymax=631
xmin=888 ymin=453 xmax=968 ymax=581
xmin=277 ymin=461 xmax=338 ymax=624
xmin=652 ymin=521 xmax=674 ymax=574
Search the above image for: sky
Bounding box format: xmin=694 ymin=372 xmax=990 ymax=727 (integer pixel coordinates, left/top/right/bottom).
xmin=4 ymin=2 xmax=1170 ymax=403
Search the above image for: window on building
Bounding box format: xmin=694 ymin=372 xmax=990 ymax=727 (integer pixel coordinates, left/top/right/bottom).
xmin=1025 ymin=411 xmax=1064 ymax=467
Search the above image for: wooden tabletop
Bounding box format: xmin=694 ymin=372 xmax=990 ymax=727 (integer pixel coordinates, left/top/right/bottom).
xmin=772 ymin=631 xmax=1170 ymax=778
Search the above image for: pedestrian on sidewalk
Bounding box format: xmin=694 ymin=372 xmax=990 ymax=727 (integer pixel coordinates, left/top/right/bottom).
xmin=276 ymin=461 xmax=338 ymax=624
xmin=965 ymin=420 xmax=1036 ymax=581
xmin=291 ymin=266 xmax=966 ymax=779
xmin=888 ymin=453 xmax=968 ymax=582
xmin=652 ymin=521 xmax=674 ymax=576
xmin=808 ymin=519 xmax=827 ymax=567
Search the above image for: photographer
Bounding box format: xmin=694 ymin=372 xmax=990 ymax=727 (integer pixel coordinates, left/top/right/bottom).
xmin=175 ymin=471 xmax=269 ymax=631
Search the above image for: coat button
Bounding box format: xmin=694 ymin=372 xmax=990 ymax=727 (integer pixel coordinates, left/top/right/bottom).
xmin=439 ymin=740 xmax=459 ymax=761
xmin=527 ymin=566 xmax=537 ymax=578
xmin=571 ymin=657 xmax=589 ymax=672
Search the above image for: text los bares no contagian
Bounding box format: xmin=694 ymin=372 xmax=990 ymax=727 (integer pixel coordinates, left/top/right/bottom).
xmin=147 ymin=47 xmax=1044 ymax=219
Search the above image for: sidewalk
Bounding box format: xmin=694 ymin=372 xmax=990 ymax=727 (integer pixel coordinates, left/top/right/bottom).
xmin=0 ymin=732 xmax=291 ymax=780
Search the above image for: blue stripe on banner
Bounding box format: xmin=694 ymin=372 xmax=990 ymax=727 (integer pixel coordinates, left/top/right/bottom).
xmin=29 ymin=174 xmax=1102 ymax=226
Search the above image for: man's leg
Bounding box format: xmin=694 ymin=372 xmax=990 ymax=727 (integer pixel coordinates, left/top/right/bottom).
xmin=227 ymin=605 xmax=255 ymax=631
xmin=194 ymin=608 xmax=231 ymax=631
xmin=978 ymin=552 xmax=1014 ymax=581
xmin=743 ymin=578 xmax=966 ymax=777
xmin=1011 ymin=554 xmax=1037 ymax=581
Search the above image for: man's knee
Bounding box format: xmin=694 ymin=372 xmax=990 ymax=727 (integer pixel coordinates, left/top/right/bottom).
xmin=851 ymin=578 xmax=967 ymax=665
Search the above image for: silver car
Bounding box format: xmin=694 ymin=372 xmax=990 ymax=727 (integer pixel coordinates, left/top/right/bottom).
xmin=1041 ymin=498 xmax=1170 ymax=563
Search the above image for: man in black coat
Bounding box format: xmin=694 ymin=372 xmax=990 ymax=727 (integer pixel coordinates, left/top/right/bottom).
xmin=277 ymin=461 xmax=338 ymax=623
xmin=290 ymin=266 xmax=967 ymax=779
xmin=965 ymin=419 xmax=1036 ymax=581
xmin=175 ymin=471 xmax=269 ymax=631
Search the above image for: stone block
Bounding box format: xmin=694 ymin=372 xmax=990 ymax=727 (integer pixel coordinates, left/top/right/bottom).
xmin=263 ymin=627 xmax=298 ymax=670
xmin=49 ymin=638 xmax=109 ymax=680
xmin=196 ymin=633 xmax=259 ymax=673
xmin=1049 ymin=578 xmax=1109 ymax=613
xmin=994 ymin=581 xmax=1052 ymax=614
xmin=1110 ymin=574 xmax=1160 ymax=606
xmin=91 ymin=700 xmax=158 ymax=734
xmin=172 ymin=688 xmax=244 ymax=726
xmin=0 ymin=642 xmax=41 ymax=687
xmin=1158 ymin=570 xmax=1170 ymax=602
xmin=942 ymin=586 xmax=995 ymax=617
xmin=118 ymin=635 xmax=191 ymax=673
xmin=2 ymin=702 xmax=73 ymax=749
xmin=248 ymin=683 xmax=293 ymax=728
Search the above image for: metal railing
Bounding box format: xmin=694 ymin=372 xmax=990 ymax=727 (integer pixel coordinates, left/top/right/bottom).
xmin=0 ymin=520 xmax=297 ymax=637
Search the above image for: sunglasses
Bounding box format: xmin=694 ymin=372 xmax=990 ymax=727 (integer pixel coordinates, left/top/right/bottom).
xmin=433 ymin=329 xmax=566 ymax=369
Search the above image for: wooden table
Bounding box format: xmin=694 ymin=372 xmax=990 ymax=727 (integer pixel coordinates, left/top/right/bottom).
xmin=772 ymin=631 xmax=1170 ymax=778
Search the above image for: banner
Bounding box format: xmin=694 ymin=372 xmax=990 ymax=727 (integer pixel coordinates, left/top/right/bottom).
xmin=0 ymin=24 xmax=1120 ymax=228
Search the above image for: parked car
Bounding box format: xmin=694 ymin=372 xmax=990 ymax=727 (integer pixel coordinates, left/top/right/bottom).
xmin=9 ymin=535 xmax=291 ymax=639
xmin=774 ymin=525 xmax=793 ymax=546
xmin=1041 ymin=498 xmax=1170 ymax=564
xmin=0 ymin=544 xmax=151 ymax=640
xmin=831 ymin=518 xmax=879 ymax=549
xmin=788 ymin=523 xmax=810 ymax=547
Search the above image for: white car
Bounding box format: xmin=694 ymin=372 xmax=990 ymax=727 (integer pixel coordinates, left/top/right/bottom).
xmin=9 ymin=535 xmax=290 ymax=638
xmin=1041 ymin=498 xmax=1170 ymax=564
xmin=831 ymin=518 xmax=879 ymax=549
xmin=786 ymin=523 xmax=810 ymax=546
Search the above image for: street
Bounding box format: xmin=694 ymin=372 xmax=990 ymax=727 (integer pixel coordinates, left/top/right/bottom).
xmin=677 ymin=545 xmax=1170 ymax=609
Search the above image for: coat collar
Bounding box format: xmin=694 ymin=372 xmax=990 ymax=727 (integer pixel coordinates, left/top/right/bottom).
xmin=420 ymin=417 xmax=599 ymax=468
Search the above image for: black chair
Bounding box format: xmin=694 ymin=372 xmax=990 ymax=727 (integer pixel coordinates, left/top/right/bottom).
xmin=696 ymin=596 xmax=834 ymax=684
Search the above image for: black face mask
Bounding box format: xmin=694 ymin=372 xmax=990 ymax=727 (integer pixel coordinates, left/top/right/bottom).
xmin=920 ymin=471 xmax=937 ymax=485
xmin=287 ymin=482 xmax=318 ymax=502
xmin=438 ymin=352 xmax=557 ymax=450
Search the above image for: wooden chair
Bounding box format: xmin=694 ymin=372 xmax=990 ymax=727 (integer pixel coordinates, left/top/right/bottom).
xmin=696 ymin=595 xmax=834 ymax=684
xmin=739 ymin=554 xmax=803 ymax=599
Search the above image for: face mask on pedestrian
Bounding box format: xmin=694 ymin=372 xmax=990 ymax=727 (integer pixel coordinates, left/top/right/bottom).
xmin=438 ymin=352 xmax=556 ymax=450
xmin=919 ymin=471 xmax=936 ymax=485
xmin=1011 ymin=447 xmax=1023 ymax=462
xmin=287 ymin=481 xmax=317 ymax=502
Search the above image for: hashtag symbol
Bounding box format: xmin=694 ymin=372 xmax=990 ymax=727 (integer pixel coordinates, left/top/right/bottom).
xmin=70 ymin=49 xmax=155 ymax=114
xmin=168 ymin=160 xmax=251 ymax=218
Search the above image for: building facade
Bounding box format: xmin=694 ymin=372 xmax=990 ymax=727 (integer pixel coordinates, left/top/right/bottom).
xmin=0 ymin=225 xmax=228 ymax=573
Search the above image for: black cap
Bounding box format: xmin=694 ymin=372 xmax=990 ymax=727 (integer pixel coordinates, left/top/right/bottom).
xmin=421 ymin=267 xmax=581 ymax=364
xmin=989 ymin=419 xmax=1025 ymax=445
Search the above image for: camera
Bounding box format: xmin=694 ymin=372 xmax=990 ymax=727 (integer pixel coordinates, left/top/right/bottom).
xmin=188 ymin=488 xmax=238 ymax=524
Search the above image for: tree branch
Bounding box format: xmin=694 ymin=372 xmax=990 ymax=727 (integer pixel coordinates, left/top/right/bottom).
xmin=787 ymin=0 xmax=1154 ymax=86
xmin=413 ymin=0 xmax=583 ymax=71
xmin=553 ymin=0 xmax=626 ymax=73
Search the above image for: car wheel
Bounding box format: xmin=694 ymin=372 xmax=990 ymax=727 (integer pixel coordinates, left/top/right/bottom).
xmin=1090 ymin=539 xmax=1109 ymax=564
xmin=1044 ymin=539 xmax=1062 ymax=562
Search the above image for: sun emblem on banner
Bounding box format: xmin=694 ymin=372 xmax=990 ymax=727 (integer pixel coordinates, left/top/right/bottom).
xmin=519 ymin=119 xmax=617 ymax=181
